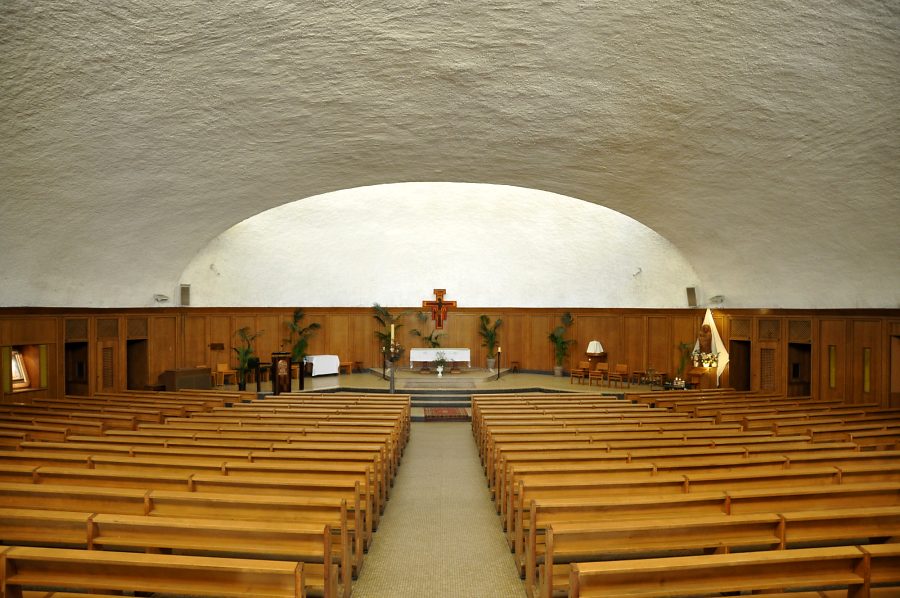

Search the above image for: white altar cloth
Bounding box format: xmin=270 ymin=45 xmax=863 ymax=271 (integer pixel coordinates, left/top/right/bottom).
xmin=409 ymin=348 xmax=471 ymax=368
xmin=306 ymin=354 xmax=340 ymax=376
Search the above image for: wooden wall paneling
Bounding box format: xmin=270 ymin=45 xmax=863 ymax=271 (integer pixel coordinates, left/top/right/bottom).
xmin=207 ymin=316 xmax=231 ymax=369
xmin=444 ymin=312 xmax=481 ymax=367
xmin=7 ymin=317 xmax=57 ymax=345
xmin=183 ymin=315 xmax=209 ymax=369
xmin=890 ymin=332 xmax=900 ymax=408
xmin=255 ymin=314 xmax=283 ymax=361
xmin=851 ymin=319 xmax=882 ymax=405
xmin=349 ymin=311 xmax=376 ymax=369
xmin=819 ymin=319 xmax=848 ymax=402
xmin=527 ymin=314 xmax=552 ymax=372
xmin=623 ymin=316 xmax=645 ymax=373
xmin=671 ymin=315 xmax=698 ymax=381
xmin=230 ymin=315 xmax=257 ymax=368
xmin=324 ymin=314 xmax=350 ymax=358
xmin=647 ymin=316 xmax=671 ymax=378
xmin=97 ymin=339 xmax=118 ymax=393
xmin=501 ymin=313 xmax=526 ymax=371
xmin=149 ymin=316 xmax=177 ymax=384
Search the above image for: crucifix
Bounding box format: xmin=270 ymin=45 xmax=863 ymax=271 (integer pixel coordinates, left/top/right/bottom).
xmin=422 ymin=288 xmax=457 ymax=329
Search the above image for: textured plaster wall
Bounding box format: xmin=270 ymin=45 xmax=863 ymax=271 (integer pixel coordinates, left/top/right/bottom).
xmin=1 ymin=2 xmax=898 ymax=308
xmin=179 ymin=183 xmax=701 ymax=308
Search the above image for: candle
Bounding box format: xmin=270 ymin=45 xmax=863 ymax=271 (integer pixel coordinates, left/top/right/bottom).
xmin=497 ymin=346 xmax=502 ymax=353
xmin=390 ymin=324 xmax=395 ymax=342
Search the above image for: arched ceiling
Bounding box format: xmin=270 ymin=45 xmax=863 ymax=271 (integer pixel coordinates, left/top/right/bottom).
xmin=1 ymin=1 xmax=898 ymax=307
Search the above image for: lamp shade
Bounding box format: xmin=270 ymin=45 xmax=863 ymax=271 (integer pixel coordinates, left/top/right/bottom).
xmin=586 ymin=340 xmax=604 ymax=355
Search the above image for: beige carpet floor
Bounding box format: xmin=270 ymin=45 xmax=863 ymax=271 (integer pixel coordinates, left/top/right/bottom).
xmin=352 ymin=421 xmax=525 ymax=598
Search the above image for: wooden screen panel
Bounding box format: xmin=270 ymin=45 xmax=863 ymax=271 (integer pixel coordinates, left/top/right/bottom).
xmin=65 ymin=319 xmax=88 ymax=341
xmin=789 ymin=320 xmax=812 ymax=343
xmin=97 ymin=318 xmax=119 ymax=340
xmin=758 ymin=319 xmax=780 ymax=341
xmin=126 ymin=318 xmax=148 ymax=339
xmin=730 ymin=317 xmax=751 ymax=340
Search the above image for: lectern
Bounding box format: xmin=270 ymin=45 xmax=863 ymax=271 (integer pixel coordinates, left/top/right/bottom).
xmin=271 ymin=352 xmax=292 ymax=395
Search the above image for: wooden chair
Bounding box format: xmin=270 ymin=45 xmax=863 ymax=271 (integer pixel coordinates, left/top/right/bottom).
xmin=607 ymin=363 xmax=629 ymax=388
xmin=215 ymin=363 xmax=237 ymax=386
xmin=569 ymin=361 xmax=590 ymax=384
xmin=587 ymin=363 xmax=608 ymax=386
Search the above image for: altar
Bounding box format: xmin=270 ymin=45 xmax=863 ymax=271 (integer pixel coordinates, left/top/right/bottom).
xmin=306 ymin=354 xmax=340 ymax=376
xmin=409 ymin=347 xmax=471 ymax=368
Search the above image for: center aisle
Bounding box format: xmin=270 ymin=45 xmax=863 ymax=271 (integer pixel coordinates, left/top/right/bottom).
xmin=353 ymin=421 xmax=525 ymax=597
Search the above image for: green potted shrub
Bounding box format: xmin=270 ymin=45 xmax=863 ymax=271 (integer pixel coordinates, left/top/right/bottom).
xmin=478 ymin=315 xmax=502 ymax=369
xmin=233 ymin=326 xmax=263 ymax=390
xmin=548 ymin=312 xmax=575 ymax=376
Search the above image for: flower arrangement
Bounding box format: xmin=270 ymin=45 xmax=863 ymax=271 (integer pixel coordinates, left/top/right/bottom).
xmin=432 ymin=351 xmax=448 ymax=369
xmin=693 ymin=351 xmax=719 ymax=367
xmin=382 ymin=340 xmax=405 ymax=363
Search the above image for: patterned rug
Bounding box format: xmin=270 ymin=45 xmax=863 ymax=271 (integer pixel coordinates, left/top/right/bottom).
xmin=423 ymin=407 xmax=470 ymax=422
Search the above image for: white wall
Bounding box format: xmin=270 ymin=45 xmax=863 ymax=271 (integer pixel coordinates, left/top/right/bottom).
xmin=179 ymin=183 xmax=702 ymax=308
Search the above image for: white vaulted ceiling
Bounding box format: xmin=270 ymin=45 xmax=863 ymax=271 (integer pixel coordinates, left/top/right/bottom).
xmin=1 ymin=1 xmax=898 ymax=308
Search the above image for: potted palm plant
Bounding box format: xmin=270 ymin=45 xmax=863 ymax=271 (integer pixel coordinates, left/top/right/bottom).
xmin=548 ymin=312 xmax=575 ymax=376
xmin=478 ymin=315 xmax=502 ymax=370
xmin=284 ymin=308 xmax=321 ymax=364
xmin=233 ymin=326 xmax=262 ymax=390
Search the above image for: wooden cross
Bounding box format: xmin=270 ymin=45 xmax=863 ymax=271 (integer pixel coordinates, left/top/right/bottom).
xmin=422 ymin=289 xmax=456 ymax=329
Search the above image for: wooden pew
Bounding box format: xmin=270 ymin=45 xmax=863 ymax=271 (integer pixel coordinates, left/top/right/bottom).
xmin=535 ymin=506 xmax=900 ymax=598
xmin=567 ymin=545 xmax=876 ymax=597
xmin=569 ymin=544 xmax=900 ymax=598
xmin=0 ymin=507 xmax=340 ymax=597
xmin=0 ymin=545 xmax=306 ymax=598
xmin=0 ymin=482 xmax=360 ymax=579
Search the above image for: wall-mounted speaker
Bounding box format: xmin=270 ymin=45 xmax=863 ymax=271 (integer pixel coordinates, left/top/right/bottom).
xmin=686 ymin=286 xmax=698 ymax=307
xmin=180 ymin=284 xmax=191 ymax=306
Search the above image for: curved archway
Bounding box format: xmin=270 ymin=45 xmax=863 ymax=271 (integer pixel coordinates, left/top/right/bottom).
xmin=179 ymin=182 xmax=701 ymax=308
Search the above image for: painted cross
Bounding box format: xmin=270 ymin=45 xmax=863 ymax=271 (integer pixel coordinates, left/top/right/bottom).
xmin=422 ymin=288 xmax=456 ymax=330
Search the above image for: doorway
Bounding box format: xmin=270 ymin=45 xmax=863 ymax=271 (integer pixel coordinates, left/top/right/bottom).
xmin=126 ymin=339 xmax=149 ymax=390
xmin=787 ymin=343 xmax=812 ymax=397
xmin=891 ymin=336 xmax=900 ymax=408
xmin=729 ymin=340 xmax=751 ymax=391
xmin=64 ymin=342 xmax=89 ymax=396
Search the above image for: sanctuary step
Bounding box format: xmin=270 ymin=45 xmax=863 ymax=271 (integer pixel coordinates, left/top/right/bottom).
xmin=410 ymin=391 xmax=472 ymax=409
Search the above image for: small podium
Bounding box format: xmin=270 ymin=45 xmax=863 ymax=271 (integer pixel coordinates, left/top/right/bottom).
xmin=271 ymin=352 xmax=292 ymax=395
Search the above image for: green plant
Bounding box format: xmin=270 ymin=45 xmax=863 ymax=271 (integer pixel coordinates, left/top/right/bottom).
xmin=410 ymin=311 xmax=445 ymax=348
xmin=284 ymin=308 xmax=321 ymax=363
xmin=478 ymin=315 xmax=502 ymax=359
xmin=233 ymin=326 xmax=263 ymax=388
xmin=548 ymin=312 xmax=575 ymax=367
xmin=373 ymin=303 xmax=407 ymax=362
xmin=676 ymin=342 xmax=694 ymax=377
